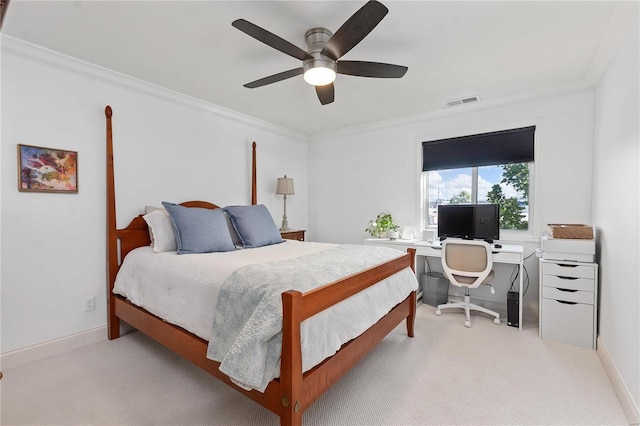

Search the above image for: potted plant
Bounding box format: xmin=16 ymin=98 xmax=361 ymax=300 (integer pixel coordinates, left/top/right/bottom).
xmin=365 ymin=213 xmax=400 ymax=238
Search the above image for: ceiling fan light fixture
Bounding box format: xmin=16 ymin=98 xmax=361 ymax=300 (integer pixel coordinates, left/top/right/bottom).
xmin=303 ymin=58 xmax=337 ymax=86
xmin=303 ymin=67 xmax=336 ymax=86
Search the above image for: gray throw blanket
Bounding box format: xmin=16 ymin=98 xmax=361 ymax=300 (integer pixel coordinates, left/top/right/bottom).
xmin=206 ymin=244 xmax=415 ymax=392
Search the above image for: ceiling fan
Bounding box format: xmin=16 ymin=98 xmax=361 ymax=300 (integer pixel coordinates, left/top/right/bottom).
xmin=232 ymin=0 xmax=408 ymax=105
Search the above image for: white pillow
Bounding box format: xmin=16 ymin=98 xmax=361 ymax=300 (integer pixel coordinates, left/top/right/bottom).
xmin=144 ymin=205 xmax=164 ymax=246
xmin=145 ymin=205 xmax=163 ymax=214
xmin=143 ymin=209 xmax=177 ymax=252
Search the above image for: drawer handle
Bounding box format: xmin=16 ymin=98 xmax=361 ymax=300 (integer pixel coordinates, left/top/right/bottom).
xmin=557 ymin=263 xmax=578 ymax=268
xmin=557 ymin=288 xmax=577 ymax=293
xmin=557 ymin=276 xmax=578 ymax=280
xmin=557 ymin=300 xmax=578 ymax=305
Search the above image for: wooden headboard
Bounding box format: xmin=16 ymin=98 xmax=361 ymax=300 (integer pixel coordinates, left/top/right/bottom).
xmin=104 ymin=105 xmax=257 ymax=335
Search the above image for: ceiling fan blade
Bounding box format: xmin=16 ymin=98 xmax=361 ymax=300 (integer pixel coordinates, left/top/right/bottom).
xmin=232 ymin=19 xmax=312 ymax=61
xmin=315 ymin=84 xmax=335 ymax=105
xmin=321 ymin=0 xmax=388 ymax=60
xmin=244 ymin=68 xmax=304 ymax=88
xmin=337 ymin=61 xmax=408 ymax=78
xmin=0 ymin=0 xmax=10 ymax=30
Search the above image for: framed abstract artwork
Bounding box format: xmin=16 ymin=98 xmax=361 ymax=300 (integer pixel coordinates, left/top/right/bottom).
xmin=17 ymin=144 xmax=78 ymax=193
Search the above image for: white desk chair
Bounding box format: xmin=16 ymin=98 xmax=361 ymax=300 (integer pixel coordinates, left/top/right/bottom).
xmin=436 ymin=239 xmax=501 ymax=328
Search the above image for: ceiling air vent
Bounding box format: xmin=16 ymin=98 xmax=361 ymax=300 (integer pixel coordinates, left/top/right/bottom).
xmin=446 ymin=96 xmax=480 ymax=107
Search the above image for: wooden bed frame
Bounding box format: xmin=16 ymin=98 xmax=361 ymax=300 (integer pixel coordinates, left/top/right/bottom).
xmin=104 ymin=105 xmax=417 ymax=426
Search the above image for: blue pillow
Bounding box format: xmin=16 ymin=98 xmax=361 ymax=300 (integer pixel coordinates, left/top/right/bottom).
xmin=162 ymin=202 xmax=236 ymax=254
xmin=224 ymin=204 xmax=284 ymax=248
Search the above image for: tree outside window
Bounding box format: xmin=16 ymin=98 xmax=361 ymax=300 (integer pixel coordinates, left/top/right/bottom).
xmin=426 ymin=162 xmax=530 ymax=231
xmin=486 ymin=163 xmax=529 ymax=230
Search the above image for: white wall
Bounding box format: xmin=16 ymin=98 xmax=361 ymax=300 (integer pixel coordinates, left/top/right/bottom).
xmin=0 ymin=51 xmax=308 ymax=353
xmin=2 ymin=13 xmax=637 ymax=420
xmin=592 ymin=11 xmax=639 ymax=415
xmin=308 ymin=90 xmax=596 ymax=308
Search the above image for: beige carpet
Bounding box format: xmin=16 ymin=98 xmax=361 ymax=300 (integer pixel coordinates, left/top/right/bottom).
xmin=1 ymin=304 xmax=630 ymax=425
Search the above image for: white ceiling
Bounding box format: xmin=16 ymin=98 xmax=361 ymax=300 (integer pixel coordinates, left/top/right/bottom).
xmin=2 ymin=1 xmax=620 ymax=137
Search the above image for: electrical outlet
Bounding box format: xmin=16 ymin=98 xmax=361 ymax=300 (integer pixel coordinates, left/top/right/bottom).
xmin=84 ymin=296 xmax=95 ymax=312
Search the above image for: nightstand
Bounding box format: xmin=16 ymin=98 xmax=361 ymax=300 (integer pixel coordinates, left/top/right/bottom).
xmin=280 ymin=230 xmax=306 ymax=241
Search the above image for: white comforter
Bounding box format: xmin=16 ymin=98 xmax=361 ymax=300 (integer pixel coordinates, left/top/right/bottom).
xmin=113 ymin=240 xmax=418 ymax=392
xmin=114 ymin=240 xmax=339 ymax=340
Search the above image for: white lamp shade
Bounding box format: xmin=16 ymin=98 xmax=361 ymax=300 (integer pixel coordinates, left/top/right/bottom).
xmin=276 ymin=176 xmax=295 ymax=195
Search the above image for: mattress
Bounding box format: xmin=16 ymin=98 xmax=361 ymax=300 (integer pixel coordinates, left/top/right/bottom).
xmin=113 ymin=240 xmax=338 ymax=340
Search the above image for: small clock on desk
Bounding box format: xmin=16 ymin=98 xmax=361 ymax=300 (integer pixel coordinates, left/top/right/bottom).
xmin=280 ymin=230 xmax=306 ymax=241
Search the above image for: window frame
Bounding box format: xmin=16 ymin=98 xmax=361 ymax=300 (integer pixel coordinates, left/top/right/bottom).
xmin=418 ymin=122 xmax=539 ymax=243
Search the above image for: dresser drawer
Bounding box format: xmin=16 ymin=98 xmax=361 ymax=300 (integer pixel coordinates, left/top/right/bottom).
xmin=542 ymin=286 xmax=594 ymax=304
xmin=491 ymin=251 xmax=522 ymax=264
xmin=542 ymin=262 xmax=595 ymax=279
xmin=542 ymin=275 xmax=595 ymax=292
xmin=540 ymin=298 xmax=594 ymax=348
xmin=415 ymin=245 xmax=442 ymax=257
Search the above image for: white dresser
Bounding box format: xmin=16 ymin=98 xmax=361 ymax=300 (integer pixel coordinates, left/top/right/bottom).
xmin=539 ymin=259 xmax=598 ymax=349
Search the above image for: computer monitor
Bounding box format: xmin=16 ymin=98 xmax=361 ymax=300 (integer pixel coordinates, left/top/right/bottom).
xmin=437 ymin=204 xmax=500 ymax=242
xmin=473 ymin=204 xmax=500 ymax=242
xmin=437 ymin=205 xmax=474 ymax=240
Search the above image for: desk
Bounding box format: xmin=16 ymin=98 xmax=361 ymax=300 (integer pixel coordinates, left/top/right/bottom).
xmin=415 ymin=240 xmax=525 ymax=330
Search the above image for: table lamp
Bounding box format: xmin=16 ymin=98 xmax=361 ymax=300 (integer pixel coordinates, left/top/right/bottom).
xmin=276 ymin=175 xmax=295 ymax=231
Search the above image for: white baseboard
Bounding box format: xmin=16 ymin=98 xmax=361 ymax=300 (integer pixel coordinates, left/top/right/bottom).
xmin=597 ymin=336 xmax=640 ymax=425
xmin=0 ymin=326 xmax=107 ymax=371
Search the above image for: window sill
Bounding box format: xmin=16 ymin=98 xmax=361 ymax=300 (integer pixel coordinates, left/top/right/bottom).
xmin=499 ymin=232 xmax=539 ymax=244
xmin=423 ymin=228 xmax=539 ymax=244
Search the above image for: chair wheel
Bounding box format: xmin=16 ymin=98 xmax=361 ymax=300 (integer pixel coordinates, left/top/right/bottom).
xmin=494 ymin=318 xmax=501 ymax=325
xmin=464 ymin=320 xmax=471 ymax=328
xmin=435 ymin=309 xmax=442 ymax=316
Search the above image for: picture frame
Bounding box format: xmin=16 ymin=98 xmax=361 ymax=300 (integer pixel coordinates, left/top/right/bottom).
xmin=17 ymin=144 xmax=78 ymax=193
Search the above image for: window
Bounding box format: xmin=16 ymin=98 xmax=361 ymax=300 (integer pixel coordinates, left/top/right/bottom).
xmin=422 ymin=126 xmax=534 ymax=233
xmin=425 ymin=163 xmax=530 ymax=230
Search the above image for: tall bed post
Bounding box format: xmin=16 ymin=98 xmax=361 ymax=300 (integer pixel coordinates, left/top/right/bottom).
xmin=105 ymin=105 xmax=120 ymax=340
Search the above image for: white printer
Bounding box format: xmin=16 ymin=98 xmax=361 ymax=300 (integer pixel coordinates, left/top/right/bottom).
xmin=541 ymin=234 xmax=595 ymax=263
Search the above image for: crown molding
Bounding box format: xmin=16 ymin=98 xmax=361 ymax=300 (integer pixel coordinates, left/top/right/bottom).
xmin=585 ymin=1 xmax=639 ymax=86
xmin=309 ymin=79 xmax=593 ymax=142
xmin=0 ymin=35 xmax=307 ymax=141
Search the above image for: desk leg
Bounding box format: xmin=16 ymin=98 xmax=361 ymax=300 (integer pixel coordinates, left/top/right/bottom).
xmin=518 ymin=261 xmax=524 ymax=330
